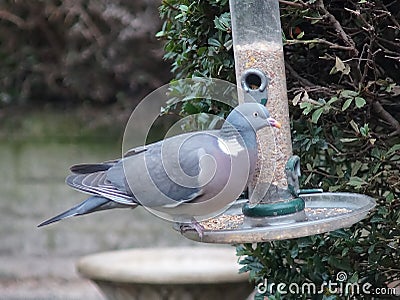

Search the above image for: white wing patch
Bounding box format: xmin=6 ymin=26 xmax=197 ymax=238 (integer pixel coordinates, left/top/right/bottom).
xmin=217 ymin=138 xmax=245 ymax=156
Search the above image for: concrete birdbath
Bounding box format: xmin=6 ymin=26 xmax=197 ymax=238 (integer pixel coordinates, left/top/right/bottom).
xmin=77 ymin=247 xmax=252 ymax=300
xmin=179 ymin=0 xmax=376 ymax=243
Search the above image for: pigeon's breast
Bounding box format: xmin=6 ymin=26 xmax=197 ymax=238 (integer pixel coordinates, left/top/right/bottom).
xmin=192 ymin=136 xmax=252 ymax=205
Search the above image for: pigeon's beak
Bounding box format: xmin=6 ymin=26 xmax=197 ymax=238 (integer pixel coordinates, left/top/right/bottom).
xmin=267 ymin=117 xmax=282 ymax=129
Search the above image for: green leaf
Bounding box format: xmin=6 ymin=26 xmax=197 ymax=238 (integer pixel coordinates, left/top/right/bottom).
xmin=182 ymin=101 xmax=200 ymax=114
xmin=214 ymin=12 xmax=231 ymax=31
xmin=327 ymin=96 xmax=338 ymax=105
xmin=300 ymin=101 xmax=314 ymax=115
xmin=340 ymin=90 xmax=358 ymax=98
xmin=355 ymin=96 xmax=366 ymax=108
xmin=342 ymin=98 xmax=353 ymax=111
xmin=353 ymin=246 xmax=364 ymax=253
xmin=155 ymin=30 xmax=165 ymax=38
xmin=311 ymin=107 xmax=324 ymax=123
xmin=330 ymin=229 xmax=350 ymax=238
xmin=197 ymin=47 xmax=207 ymax=56
xmin=179 ymin=5 xmax=188 ymax=12
xmin=291 ymin=245 xmax=299 ymax=258
xmin=347 ymin=176 xmax=367 ymax=188
xmin=327 ymin=256 xmax=352 ymax=272
xmin=368 ymin=244 xmax=375 ymax=254
xmin=323 ymin=296 xmax=339 ymax=300
xmin=304 ymin=173 xmax=313 ymax=185
xmin=296 ymin=31 xmax=305 ymax=39
xmin=372 ymin=162 xmax=381 ymax=174
xmin=208 ymin=38 xmax=221 ymax=47
xmin=223 ymin=39 xmax=233 ymax=50
xmin=370 ymin=215 xmax=385 ymax=223
xmin=255 ymin=293 xmax=266 ymax=300
xmin=360 ymin=123 xmax=370 ymax=137
xmin=329 ymin=185 xmax=341 ymax=192
xmin=349 ymin=120 xmax=359 ymax=133
xmin=351 ymin=160 xmax=363 ymax=177
xmin=349 ymin=272 xmax=359 ymax=283
xmin=387 ymin=144 xmax=400 ymax=155
xmin=340 ymin=138 xmax=358 ymax=143
xmin=385 ymin=192 xmax=395 ymax=203
xmin=336 ymin=165 xmax=344 ymax=178
xmin=174 ymin=13 xmax=184 ymax=20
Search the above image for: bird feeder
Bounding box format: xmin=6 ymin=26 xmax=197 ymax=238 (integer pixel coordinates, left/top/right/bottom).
xmin=230 ymin=0 xmax=293 ymax=208
xmin=178 ymin=0 xmax=375 ymax=243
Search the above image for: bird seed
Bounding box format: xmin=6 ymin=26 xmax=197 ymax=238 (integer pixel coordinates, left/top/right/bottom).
xmin=234 ymin=42 xmax=293 ymax=201
xmin=201 ymin=214 xmax=244 ymax=231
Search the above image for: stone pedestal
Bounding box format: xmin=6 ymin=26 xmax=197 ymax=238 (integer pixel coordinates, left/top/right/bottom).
xmin=77 ymin=247 xmax=252 ymax=300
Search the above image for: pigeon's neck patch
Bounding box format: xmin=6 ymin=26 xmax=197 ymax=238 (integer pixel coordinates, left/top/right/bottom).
xmin=217 ymin=137 xmax=245 ymax=156
xmin=220 ymin=119 xmax=257 ymax=149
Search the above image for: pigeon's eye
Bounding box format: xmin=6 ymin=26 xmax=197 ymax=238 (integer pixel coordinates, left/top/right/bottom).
xmin=253 ymin=111 xmax=259 ymax=118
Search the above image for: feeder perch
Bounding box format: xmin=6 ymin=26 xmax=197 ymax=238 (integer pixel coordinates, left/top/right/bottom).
xmin=176 ymin=0 xmax=375 ymax=243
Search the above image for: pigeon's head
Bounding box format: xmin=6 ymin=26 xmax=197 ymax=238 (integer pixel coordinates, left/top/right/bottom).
xmin=226 ymin=103 xmax=281 ymax=132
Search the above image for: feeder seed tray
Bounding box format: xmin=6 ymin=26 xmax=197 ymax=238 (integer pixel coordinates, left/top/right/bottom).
xmin=179 ymin=192 xmax=375 ymax=244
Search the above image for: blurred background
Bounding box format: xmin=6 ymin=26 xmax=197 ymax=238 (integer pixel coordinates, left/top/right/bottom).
xmin=0 ymin=0 xmax=203 ymax=299
xmin=1 ymin=0 xmax=399 ymax=298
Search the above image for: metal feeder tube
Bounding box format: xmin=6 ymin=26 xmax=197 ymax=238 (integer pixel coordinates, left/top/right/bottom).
xmin=230 ymin=0 xmax=293 ymax=205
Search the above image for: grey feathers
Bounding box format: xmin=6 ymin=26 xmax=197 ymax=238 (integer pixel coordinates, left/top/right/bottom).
xmin=38 ymin=103 xmax=280 ymax=226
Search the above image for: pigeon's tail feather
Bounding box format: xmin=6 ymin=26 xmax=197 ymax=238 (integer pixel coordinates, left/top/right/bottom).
xmin=37 ymin=196 xmax=130 ymax=227
xmin=70 ymin=162 xmax=116 ymax=174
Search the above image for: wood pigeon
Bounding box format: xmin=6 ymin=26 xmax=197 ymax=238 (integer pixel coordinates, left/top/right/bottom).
xmin=38 ymin=102 xmax=281 ymax=227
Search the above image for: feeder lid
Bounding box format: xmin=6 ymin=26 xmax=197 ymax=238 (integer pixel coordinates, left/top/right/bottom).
xmin=177 ymin=192 xmax=376 ymax=244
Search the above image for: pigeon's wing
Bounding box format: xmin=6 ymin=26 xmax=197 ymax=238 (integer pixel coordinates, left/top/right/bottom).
xmin=65 ymin=149 xmax=149 ymax=206
xmin=68 ymin=144 xmax=147 ymax=175
xmin=107 ymin=132 xmax=223 ymax=208
xmin=66 ymin=171 xmax=136 ymax=206
xmin=69 ymin=160 xmax=118 ymax=174
xmin=66 ymin=132 xmax=226 ymax=209
xmin=123 ymin=146 xmax=147 ymax=157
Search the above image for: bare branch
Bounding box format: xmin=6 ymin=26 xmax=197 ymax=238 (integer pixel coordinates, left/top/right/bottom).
xmin=285 ymin=38 xmax=355 ymax=51
xmin=316 ymin=0 xmax=358 ymax=55
xmin=385 ymin=55 xmax=400 ymax=62
xmin=372 ymin=100 xmax=400 ymax=137
xmin=285 ymin=61 xmax=334 ymax=95
xmin=377 ymin=0 xmax=400 ymax=30
xmin=279 ymin=0 xmax=309 ymax=9
xmin=0 ymin=10 xmax=26 ymax=28
xmin=360 ymin=38 xmax=375 ymax=87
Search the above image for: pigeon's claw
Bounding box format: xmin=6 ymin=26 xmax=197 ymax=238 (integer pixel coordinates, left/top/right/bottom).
xmin=178 ymin=220 xmax=205 ymax=240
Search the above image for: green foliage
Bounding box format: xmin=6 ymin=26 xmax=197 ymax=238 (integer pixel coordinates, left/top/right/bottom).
xmin=157 ymin=0 xmax=234 ymax=118
xmin=159 ymin=0 xmax=400 ymax=298
xmin=158 ymin=0 xmax=234 ymax=81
